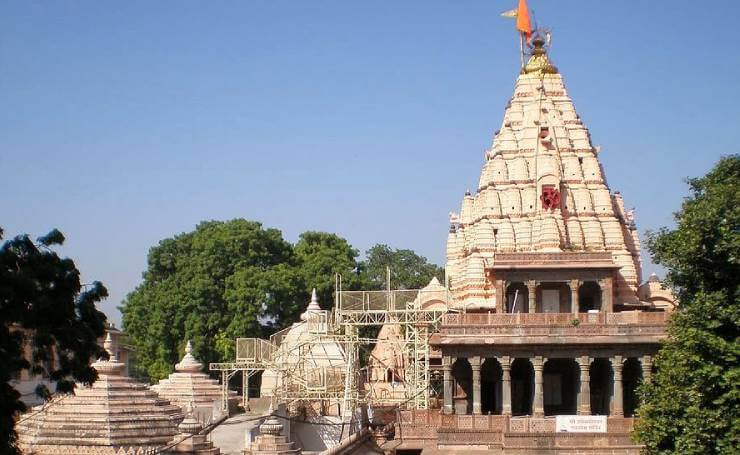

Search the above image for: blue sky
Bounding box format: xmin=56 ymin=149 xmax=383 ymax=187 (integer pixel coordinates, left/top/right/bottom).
xmin=2 ymin=1 xmax=737 ymax=326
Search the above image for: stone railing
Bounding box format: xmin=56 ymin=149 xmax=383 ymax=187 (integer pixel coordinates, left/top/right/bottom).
xmin=438 ymin=311 xmax=669 ymax=337
xmin=439 ymin=414 xmax=509 ymax=432
xmin=490 ymin=251 xmax=615 ymax=267
xmin=395 ymin=411 xmax=640 ymax=449
xmin=398 ymin=410 xmax=637 ymax=434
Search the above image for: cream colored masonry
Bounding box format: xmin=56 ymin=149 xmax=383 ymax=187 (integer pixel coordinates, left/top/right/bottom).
xmin=446 ymin=69 xmax=642 ymax=310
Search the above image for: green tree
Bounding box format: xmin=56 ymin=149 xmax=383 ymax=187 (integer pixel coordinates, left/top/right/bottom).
xmin=120 ymin=220 xmax=448 ymax=380
xmin=360 ymin=244 xmax=444 ymax=290
xmin=120 ymin=219 xmax=305 ymax=380
xmin=634 ymin=155 xmax=740 ymax=454
xmin=1 ymin=228 xmax=108 ymax=454
xmin=294 ymin=231 xmax=363 ymax=309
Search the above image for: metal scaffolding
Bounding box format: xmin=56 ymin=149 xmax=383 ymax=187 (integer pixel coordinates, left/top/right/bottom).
xmin=210 ymin=280 xmax=449 ymax=414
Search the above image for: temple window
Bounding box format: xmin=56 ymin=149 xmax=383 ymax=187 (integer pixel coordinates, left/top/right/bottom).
xmin=506 ymin=282 xmax=528 ymax=313
xmin=579 ymin=281 xmax=602 ymax=312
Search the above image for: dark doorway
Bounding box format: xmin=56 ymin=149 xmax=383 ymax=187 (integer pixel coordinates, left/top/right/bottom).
xmin=510 ymin=358 xmax=533 ymax=416
xmin=623 ymin=358 xmax=642 ymax=417
xmin=543 ymin=358 xmax=578 ymax=415
xmin=481 ymin=358 xmax=502 ymax=414
xmin=590 ymin=358 xmax=611 ymax=415
xmin=452 ymin=358 xmax=472 ymax=414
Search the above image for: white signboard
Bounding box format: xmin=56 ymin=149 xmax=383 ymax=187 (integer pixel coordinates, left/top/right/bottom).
xmin=556 ymin=415 xmax=607 ymax=433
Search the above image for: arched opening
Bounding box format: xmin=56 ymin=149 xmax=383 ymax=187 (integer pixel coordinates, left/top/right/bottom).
xmin=481 ymin=358 xmax=503 ymax=414
xmin=506 ymin=282 xmax=528 ymax=313
xmin=510 ymin=358 xmax=533 ymax=416
xmin=386 ymin=369 xmax=394 ymax=383
xmin=623 ymin=358 xmax=642 ymax=417
xmin=589 ymin=358 xmax=611 ymax=415
xmin=544 ymin=358 xmax=579 ymax=415
xmin=452 ymin=358 xmax=473 ymax=414
xmin=579 ymin=281 xmax=602 ymax=312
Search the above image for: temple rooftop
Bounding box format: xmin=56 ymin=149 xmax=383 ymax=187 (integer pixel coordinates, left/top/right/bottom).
xmin=17 ymin=333 xmax=183 ymax=454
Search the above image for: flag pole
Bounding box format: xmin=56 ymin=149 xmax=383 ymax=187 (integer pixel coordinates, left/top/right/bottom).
xmin=519 ymin=33 xmax=524 ymax=69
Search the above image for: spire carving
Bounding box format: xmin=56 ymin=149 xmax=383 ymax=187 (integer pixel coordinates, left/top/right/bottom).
xmin=446 ymin=32 xmax=643 ymax=309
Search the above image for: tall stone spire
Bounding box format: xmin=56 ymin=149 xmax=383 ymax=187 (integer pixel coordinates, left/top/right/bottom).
xmin=446 ymin=32 xmax=643 ymax=309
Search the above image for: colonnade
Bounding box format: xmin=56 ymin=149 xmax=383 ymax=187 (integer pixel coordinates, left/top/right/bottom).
xmin=498 ymin=277 xmax=614 ymax=314
xmin=442 ymin=354 xmax=652 ymax=417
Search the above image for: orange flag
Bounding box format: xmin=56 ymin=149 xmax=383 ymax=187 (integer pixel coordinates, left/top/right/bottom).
xmin=516 ymin=0 xmax=532 ymax=40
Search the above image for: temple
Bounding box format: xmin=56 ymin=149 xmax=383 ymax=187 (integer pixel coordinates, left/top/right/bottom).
xmin=389 ymin=32 xmax=674 ymax=453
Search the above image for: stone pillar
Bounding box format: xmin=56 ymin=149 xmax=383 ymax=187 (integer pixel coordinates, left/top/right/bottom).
xmin=570 ymin=280 xmax=580 ymax=315
xmin=641 ymin=355 xmax=653 ymax=383
xmin=528 ymin=280 xmax=537 ymax=314
xmin=499 ymin=356 xmax=512 ymax=415
xmin=532 ymin=356 xmax=545 ymax=417
xmin=600 ymin=277 xmax=614 ymax=313
xmin=443 ymin=356 xmax=453 ymax=414
xmin=496 ymin=280 xmax=506 ymax=313
xmin=577 ymin=356 xmax=591 ymax=415
xmin=470 ymin=356 xmax=482 ymax=414
xmin=611 ymin=355 xmax=624 ymax=416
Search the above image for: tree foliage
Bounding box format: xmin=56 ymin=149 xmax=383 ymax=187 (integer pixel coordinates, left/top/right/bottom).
xmin=360 ymin=244 xmax=444 ymax=290
xmin=294 ymin=231 xmax=362 ymax=310
xmin=0 ymin=228 xmax=108 ymax=454
xmin=634 ymin=155 xmax=740 ymax=454
xmin=120 ymin=221 xmax=446 ymax=381
xmin=122 ymin=220 xmax=304 ymax=379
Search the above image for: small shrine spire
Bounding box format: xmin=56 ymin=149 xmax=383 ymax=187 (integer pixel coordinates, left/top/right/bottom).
xmin=92 ymin=332 xmax=124 ymax=376
xmin=175 ymin=339 xmax=203 ymax=372
xmin=300 ymin=288 xmax=322 ymax=321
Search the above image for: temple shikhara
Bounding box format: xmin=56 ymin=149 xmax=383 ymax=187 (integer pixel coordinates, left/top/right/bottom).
xmin=363 ymin=30 xmax=674 ymax=453
xmin=14 ymin=9 xmax=676 ymax=455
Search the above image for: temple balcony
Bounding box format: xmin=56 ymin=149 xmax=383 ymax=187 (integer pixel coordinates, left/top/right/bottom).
xmin=432 ymin=311 xmax=669 ymax=345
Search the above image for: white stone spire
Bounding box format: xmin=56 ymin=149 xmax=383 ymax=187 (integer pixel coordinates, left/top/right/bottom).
xmin=300 ymin=288 xmax=322 ymax=321
xmin=175 ymin=340 xmax=203 ymax=373
xmin=92 ymin=332 xmax=124 ymax=376
xmin=446 ymin=36 xmax=644 ymax=309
